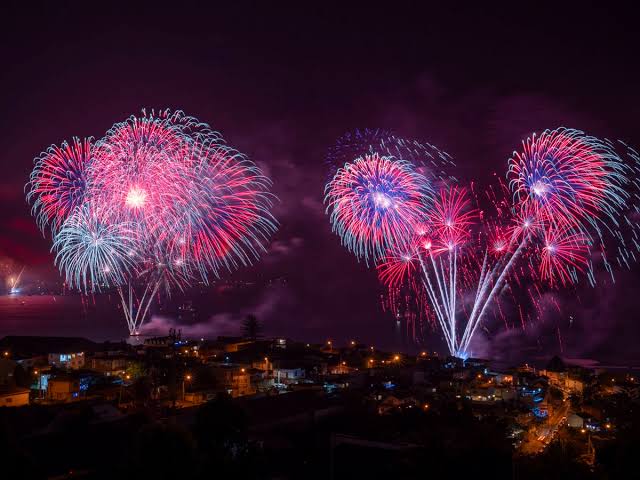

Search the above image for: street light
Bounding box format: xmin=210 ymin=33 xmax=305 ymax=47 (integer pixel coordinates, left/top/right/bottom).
xmin=182 ymin=374 xmax=192 ymax=401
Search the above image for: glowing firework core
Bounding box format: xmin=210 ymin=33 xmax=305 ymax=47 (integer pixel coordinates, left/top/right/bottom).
xmin=125 ymin=187 xmax=147 ymax=208
xmin=531 ymin=180 xmax=548 ymax=197
xmin=373 ymin=191 xmax=393 ymax=209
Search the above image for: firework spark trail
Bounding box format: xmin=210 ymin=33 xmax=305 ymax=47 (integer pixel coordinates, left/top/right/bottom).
xmin=457 ymin=128 xmax=637 ymax=355
xmin=416 ymin=250 xmax=455 ymax=353
xmin=8 ymin=266 xmax=25 ymax=293
xmin=27 ymin=109 xmax=278 ymax=335
xmin=459 ymin=234 xmax=528 ymax=354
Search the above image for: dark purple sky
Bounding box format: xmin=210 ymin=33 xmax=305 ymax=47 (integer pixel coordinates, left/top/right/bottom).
xmin=2 ymin=3 xmax=640 ymax=363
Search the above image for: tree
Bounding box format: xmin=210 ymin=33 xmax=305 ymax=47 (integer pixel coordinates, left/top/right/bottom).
xmin=548 ymin=386 xmax=565 ymax=404
xmin=126 ymin=361 xmax=146 ymax=380
xmin=194 ymin=393 xmax=247 ymax=453
xmin=241 ymin=314 xmax=261 ymax=340
xmin=194 ymin=394 xmax=252 ymax=477
xmin=130 ymin=423 xmax=197 ymax=480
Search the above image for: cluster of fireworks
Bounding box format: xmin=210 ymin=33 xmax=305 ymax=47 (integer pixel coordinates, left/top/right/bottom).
xmin=27 ymin=109 xmax=277 ymax=335
xmin=325 ymin=129 xmax=640 ymax=357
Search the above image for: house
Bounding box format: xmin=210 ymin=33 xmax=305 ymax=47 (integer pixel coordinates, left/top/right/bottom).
xmin=0 ymin=386 xmax=30 ymax=407
xmin=489 ymin=372 xmax=514 ymax=385
xmin=467 ymin=387 xmax=497 ymax=403
xmin=377 ymin=394 xmax=404 ymax=414
xmin=89 ymin=355 xmax=128 ymax=376
xmin=216 ymin=336 xmax=255 ymax=352
xmin=494 ymin=386 xmax=517 ymax=401
xmin=566 ymin=376 xmax=585 ymax=395
xmin=47 ymin=376 xmax=81 ymax=402
xmin=0 ymin=357 xmax=17 ymax=386
xmin=49 ymin=351 xmax=85 ymax=369
xmin=210 ymin=364 xmax=255 ymax=397
xmin=274 ymin=366 xmax=305 ymax=384
xmin=0 ymin=336 xmax=97 ymax=361
xmin=251 ymin=357 xmax=272 ymax=372
xmin=329 ymin=363 xmax=351 ymax=375
xmin=143 ymin=336 xmax=174 ymax=348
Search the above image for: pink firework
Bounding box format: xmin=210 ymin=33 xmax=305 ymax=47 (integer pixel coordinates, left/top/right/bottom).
xmin=91 ymin=111 xmax=195 ymax=240
xmin=27 ymin=109 xmax=278 ymax=335
xmin=539 ymin=228 xmax=589 ymax=286
xmin=377 ymin=248 xmax=419 ymax=289
xmin=324 ymin=153 xmax=432 ymax=263
xmin=28 ymin=137 xmax=91 ymax=233
xmin=508 ymin=128 xmax=627 ymax=232
xmin=429 ymin=186 xmax=477 ymax=248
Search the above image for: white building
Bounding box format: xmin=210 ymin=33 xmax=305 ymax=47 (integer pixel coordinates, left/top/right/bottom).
xmin=274 ymin=367 xmax=305 ymax=384
xmin=567 ymin=413 xmax=585 ymax=429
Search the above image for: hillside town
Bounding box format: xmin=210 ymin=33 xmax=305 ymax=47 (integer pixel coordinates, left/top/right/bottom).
xmin=1 ymin=328 xmax=638 ymax=478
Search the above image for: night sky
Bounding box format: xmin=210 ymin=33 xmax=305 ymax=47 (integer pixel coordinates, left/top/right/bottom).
xmin=1 ymin=3 xmax=640 ymax=364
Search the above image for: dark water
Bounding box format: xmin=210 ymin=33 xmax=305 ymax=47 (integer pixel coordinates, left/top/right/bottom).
xmin=0 ymin=294 xmax=129 ymax=341
xmin=0 ymin=284 xmax=290 ymax=343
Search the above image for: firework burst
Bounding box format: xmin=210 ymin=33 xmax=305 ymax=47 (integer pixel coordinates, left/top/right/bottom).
xmin=53 ymin=205 xmax=139 ymax=292
xmin=508 ymin=128 xmax=629 ymax=233
xmin=28 ymin=137 xmax=91 ymax=233
xmin=28 ymin=109 xmax=277 ymax=335
xmin=325 ymin=153 xmax=432 ymax=263
xmin=326 ymin=127 xmax=640 ymax=358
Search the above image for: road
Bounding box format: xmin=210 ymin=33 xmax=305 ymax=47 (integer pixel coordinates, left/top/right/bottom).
xmin=519 ymin=400 xmax=571 ymax=455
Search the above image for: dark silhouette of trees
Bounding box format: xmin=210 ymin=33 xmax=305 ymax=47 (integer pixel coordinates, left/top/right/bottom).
xmin=129 ymin=423 xmax=197 ymax=480
xmin=13 ymin=364 xmax=30 ymax=388
xmin=195 ymin=393 xmax=247 ymax=453
xmin=242 ymin=314 xmax=262 ymax=340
